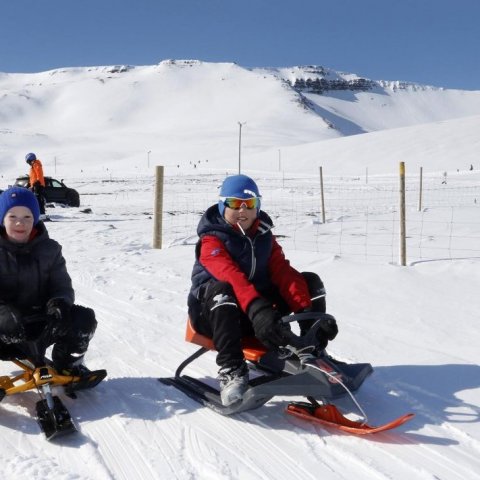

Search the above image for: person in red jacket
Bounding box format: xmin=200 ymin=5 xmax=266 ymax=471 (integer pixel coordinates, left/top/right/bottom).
xmin=188 ymin=174 xmax=337 ymax=406
xmin=25 ymin=152 xmax=46 ymax=214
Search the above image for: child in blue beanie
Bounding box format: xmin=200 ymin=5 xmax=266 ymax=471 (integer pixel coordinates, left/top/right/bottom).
xmin=0 ymin=186 xmax=41 ymax=242
xmin=0 ymin=186 xmax=99 ymax=375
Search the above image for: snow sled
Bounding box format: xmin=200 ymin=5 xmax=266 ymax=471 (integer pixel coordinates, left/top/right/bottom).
xmin=160 ymin=313 xmax=414 ymax=435
xmin=0 ymin=346 xmax=107 ymax=440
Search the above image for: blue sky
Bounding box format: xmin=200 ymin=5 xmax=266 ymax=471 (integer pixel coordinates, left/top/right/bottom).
xmin=2 ymin=0 xmax=479 ymax=90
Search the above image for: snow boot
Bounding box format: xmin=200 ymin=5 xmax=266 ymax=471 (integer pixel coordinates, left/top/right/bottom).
xmin=218 ymin=361 xmax=249 ymax=406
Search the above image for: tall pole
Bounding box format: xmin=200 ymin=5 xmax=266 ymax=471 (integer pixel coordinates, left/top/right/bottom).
xmin=399 ymin=162 xmax=406 ymax=266
xmin=319 ymin=166 xmax=326 ymax=224
xmin=238 ymin=122 xmax=245 ymax=174
xmin=147 ymin=150 xmax=151 ymax=168
xmin=418 ymin=166 xmax=423 ymax=211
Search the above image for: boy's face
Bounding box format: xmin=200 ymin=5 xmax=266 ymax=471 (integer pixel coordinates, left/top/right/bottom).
xmin=224 ymin=204 xmax=257 ymax=230
xmin=3 ymin=206 xmax=35 ymax=243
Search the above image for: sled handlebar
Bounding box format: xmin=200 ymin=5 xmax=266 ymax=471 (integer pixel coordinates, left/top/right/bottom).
xmin=280 ymin=312 xmax=337 ymax=350
xmin=280 ymin=311 xmax=329 ymax=324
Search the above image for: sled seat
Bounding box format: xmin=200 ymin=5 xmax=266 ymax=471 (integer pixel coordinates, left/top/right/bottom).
xmin=185 ymin=317 xmax=267 ymax=363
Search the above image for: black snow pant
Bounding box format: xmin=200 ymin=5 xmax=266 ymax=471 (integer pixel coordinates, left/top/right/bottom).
xmin=33 ymin=184 xmax=46 ymax=215
xmin=0 ymin=304 xmax=97 ymax=366
xmin=188 ymin=272 xmax=326 ymax=369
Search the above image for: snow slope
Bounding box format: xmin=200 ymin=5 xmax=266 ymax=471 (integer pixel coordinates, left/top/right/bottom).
xmin=244 ymin=114 xmax=480 ymax=176
xmin=2 ymin=60 xmax=480 ymax=175
xmin=0 ymin=61 xmax=479 ymax=480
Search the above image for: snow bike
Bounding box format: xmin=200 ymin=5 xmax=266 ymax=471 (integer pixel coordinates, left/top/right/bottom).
xmin=0 ymin=338 xmax=107 ymax=440
xmin=160 ymin=313 xmax=414 ymax=435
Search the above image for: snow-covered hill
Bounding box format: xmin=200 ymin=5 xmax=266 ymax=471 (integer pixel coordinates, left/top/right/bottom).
xmin=1 ymin=60 xmax=480 ymax=176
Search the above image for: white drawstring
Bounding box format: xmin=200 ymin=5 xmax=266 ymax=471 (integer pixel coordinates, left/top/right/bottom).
xmin=236 ymin=222 xmax=246 ymax=235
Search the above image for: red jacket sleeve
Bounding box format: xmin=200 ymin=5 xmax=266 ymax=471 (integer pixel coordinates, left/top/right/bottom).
xmin=199 ymin=235 xmax=261 ymax=313
xmin=268 ymin=237 xmax=312 ymax=312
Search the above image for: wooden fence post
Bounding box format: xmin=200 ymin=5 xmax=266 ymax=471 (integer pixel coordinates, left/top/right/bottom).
xmin=153 ymin=165 xmax=164 ymax=249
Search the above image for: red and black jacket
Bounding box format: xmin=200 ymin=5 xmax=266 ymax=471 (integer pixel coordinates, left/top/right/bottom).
xmin=188 ymin=205 xmax=311 ymax=315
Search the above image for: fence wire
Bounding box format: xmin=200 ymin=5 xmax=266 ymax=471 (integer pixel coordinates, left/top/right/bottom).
xmin=161 ymin=171 xmax=480 ymax=264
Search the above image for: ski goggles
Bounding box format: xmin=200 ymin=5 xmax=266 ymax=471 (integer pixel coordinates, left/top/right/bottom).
xmin=221 ymin=197 xmax=260 ymax=210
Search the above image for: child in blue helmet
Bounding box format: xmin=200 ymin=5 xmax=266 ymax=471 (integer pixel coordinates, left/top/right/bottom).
xmin=188 ymin=174 xmax=337 ymax=406
xmin=0 ymin=187 xmax=97 ymax=374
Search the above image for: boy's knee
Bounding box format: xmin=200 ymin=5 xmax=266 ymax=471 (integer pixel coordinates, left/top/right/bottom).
xmin=301 ymin=272 xmax=326 ymax=313
xmin=302 ymin=272 xmax=324 ymax=291
xmin=0 ymin=304 xmax=26 ymax=343
xmin=71 ymin=305 xmax=97 ymax=335
xmin=206 ymin=281 xmax=234 ymax=297
xmin=205 ymin=282 xmax=238 ymax=308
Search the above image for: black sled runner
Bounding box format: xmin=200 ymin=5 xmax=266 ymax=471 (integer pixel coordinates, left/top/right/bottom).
xmin=159 ymin=313 xmax=414 ymax=434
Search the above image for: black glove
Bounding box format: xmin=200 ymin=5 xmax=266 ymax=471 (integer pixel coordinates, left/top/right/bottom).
xmin=315 ymin=314 xmax=338 ymax=350
xmin=46 ymin=298 xmax=71 ymax=337
xmin=297 ymin=307 xmax=316 ymax=337
xmin=0 ymin=303 xmax=26 ymax=344
xmin=247 ymin=298 xmax=291 ymax=350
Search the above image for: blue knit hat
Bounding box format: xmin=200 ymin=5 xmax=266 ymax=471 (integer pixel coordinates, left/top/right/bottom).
xmin=0 ymin=187 xmax=41 ymax=226
xmin=218 ymin=174 xmax=261 ymax=217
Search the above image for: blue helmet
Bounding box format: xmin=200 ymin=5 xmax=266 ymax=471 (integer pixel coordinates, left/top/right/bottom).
xmin=218 ymin=174 xmax=261 ymax=217
xmin=25 ymin=152 xmax=37 ymax=164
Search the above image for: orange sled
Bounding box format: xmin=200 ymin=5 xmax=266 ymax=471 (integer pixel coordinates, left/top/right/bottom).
xmin=160 ymin=313 xmax=414 ymax=434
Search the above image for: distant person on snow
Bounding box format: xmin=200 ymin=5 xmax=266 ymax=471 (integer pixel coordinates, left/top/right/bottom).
xmin=25 ymin=152 xmax=46 ymax=215
xmin=0 ymin=186 xmax=97 ymax=375
xmin=187 ymin=174 xmax=338 ymax=406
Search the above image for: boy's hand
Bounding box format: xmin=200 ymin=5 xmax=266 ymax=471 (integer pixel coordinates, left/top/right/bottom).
xmin=247 ymin=298 xmax=290 ymax=349
xmin=317 ymin=315 xmax=338 ymax=341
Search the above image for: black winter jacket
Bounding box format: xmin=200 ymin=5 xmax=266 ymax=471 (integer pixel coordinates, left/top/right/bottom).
xmin=0 ymin=222 xmax=74 ymax=315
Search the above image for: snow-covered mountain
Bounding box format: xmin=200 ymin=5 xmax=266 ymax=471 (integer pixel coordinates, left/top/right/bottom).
xmin=267 ymin=64 xmax=480 ymax=134
xmin=1 ymin=60 xmax=480 ymax=177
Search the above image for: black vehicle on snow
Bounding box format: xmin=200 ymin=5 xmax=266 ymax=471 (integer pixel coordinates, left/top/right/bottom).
xmin=12 ymin=175 xmax=80 ymax=207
